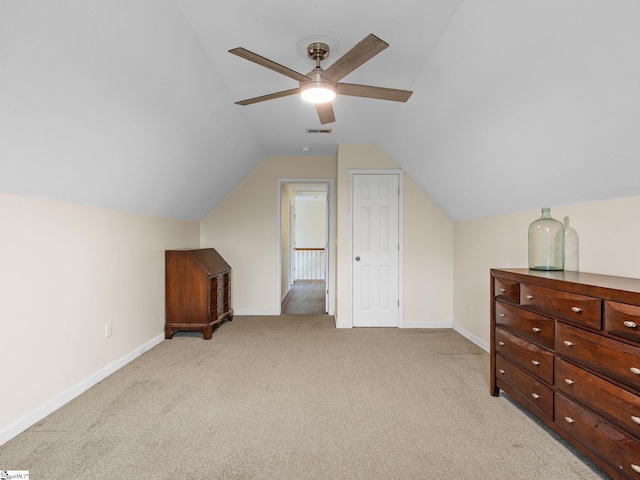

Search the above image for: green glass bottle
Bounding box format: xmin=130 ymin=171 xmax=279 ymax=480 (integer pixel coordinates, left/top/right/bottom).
xmin=528 ymin=207 xmax=565 ymax=271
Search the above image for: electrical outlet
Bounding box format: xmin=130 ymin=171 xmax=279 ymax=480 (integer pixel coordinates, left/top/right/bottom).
xmin=466 ymin=301 xmax=471 ymax=312
xmin=105 ymin=322 xmax=112 ymax=338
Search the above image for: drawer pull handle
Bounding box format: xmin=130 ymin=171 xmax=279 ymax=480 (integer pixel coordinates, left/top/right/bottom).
xmin=564 ymin=416 xmax=575 ymax=424
xmin=531 ymin=360 xmax=540 ymax=366
xmin=624 ymin=320 xmax=638 ymax=328
xmin=571 ymin=306 xmax=582 ymax=313
xmin=564 ymin=378 xmax=575 ymax=385
xmin=498 ymin=369 xmax=505 ymax=374
xmin=532 ymin=327 xmax=541 ymax=333
xmin=499 ymin=288 xmax=507 ymax=292
xmin=499 ymin=313 xmax=506 ymax=317
xmin=563 ymin=340 xmax=574 ymax=347
xmin=531 ymin=392 xmax=540 ymax=399
xmin=632 ymin=464 xmax=640 ymax=474
xmin=631 ymin=367 xmax=640 ymax=375
xmin=631 ymin=416 xmax=640 ymax=424
xmin=526 ymin=294 xmax=534 ymax=300
xmin=498 ymin=341 xmax=505 ymax=346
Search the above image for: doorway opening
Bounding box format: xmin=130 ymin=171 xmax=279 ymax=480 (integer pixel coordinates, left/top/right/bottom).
xmin=281 ymin=279 xmax=326 ymax=314
xmin=276 ymin=178 xmax=335 ymax=316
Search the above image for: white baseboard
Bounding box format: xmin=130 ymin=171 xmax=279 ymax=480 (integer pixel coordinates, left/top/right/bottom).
xmin=452 ymin=324 xmax=489 ymax=352
xmin=400 ymin=322 xmax=453 ymax=329
xmin=0 ymin=333 xmax=164 ymax=446
xmin=336 ymin=322 xmax=455 ymax=329
xmin=336 ymin=322 xmax=454 ymax=329
xmin=281 ymin=288 xmax=290 ymax=304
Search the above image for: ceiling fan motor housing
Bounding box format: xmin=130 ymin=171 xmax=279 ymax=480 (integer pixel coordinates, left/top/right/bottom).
xmin=307 ymin=42 xmax=330 ymax=62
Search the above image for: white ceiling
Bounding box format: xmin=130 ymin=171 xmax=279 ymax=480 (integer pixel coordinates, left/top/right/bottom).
xmin=2 ymin=1 xmax=640 ymax=221
xmin=176 ymin=0 xmax=462 ymax=157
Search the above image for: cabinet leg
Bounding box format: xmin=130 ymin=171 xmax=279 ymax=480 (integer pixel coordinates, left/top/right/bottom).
xmin=202 ymin=326 xmax=213 ymax=340
xmin=165 ymin=328 xmax=175 ymax=340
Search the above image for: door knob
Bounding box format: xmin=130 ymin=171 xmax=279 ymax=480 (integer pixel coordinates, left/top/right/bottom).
xmin=355 ymin=256 xmax=360 ymax=261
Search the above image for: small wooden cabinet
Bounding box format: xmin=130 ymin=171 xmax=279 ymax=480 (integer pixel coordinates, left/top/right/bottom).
xmin=165 ymin=248 xmax=232 ymax=340
xmin=491 ymin=268 xmax=640 ymax=479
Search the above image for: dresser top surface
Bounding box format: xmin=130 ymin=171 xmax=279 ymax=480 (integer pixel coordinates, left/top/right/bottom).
xmin=492 ymin=268 xmax=640 ymax=297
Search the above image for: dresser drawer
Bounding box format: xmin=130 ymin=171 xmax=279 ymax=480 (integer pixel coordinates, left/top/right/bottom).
xmin=494 ymin=277 xmax=519 ymax=303
xmin=556 ymin=357 xmax=640 ymax=440
xmin=496 ymin=301 xmax=554 ymax=349
xmin=605 ymin=301 xmax=640 ymax=344
xmin=496 ymin=327 xmax=553 ymax=384
xmin=556 ymin=393 xmax=640 ymax=478
xmin=556 ymin=322 xmax=640 ymax=392
xmin=520 ymin=283 xmax=601 ymax=329
xmin=496 ymin=354 xmax=553 ymax=418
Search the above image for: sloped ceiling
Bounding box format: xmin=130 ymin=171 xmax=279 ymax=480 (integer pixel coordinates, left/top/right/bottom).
xmin=381 ymin=0 xmax=640 ymax=220
xmin=1 ymin=1 xmax=639 ymax=222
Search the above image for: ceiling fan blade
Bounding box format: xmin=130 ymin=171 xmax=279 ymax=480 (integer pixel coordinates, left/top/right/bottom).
xmin=235 ymin=88 xmax=300 ymax=106
xmin=337 ymin=83 xmax=413 ymax=102
xmin=229 ymin=48 xmax=310 ymax=83
xmin=316 ymin=103 xmax=335 ymax=125
xmin=320 ymin=34 xmax=389 ymax=84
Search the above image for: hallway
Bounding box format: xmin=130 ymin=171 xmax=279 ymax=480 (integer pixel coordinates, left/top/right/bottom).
xmin=281 ymin=280 xmax=326 ymax=314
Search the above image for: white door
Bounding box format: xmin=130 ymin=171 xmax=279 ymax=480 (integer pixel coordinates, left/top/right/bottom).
xmin=352 ymin=173 xmax=400 ymax=327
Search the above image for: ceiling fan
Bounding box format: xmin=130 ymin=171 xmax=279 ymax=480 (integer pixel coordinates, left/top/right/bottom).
xmin=229 ymin=34 xmax=413 ymax=125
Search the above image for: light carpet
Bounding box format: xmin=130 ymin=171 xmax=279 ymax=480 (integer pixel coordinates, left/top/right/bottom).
xmin=0 ymin=315 xmax=607 ymax=479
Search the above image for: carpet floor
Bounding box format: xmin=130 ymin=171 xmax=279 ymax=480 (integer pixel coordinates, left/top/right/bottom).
xmin=0 ymin=315 xmax=608 ymax=479
xmin=281 ymin=280 xmax=326 ymax=314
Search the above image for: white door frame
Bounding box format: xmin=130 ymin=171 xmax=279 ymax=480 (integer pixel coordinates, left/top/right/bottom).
xmin=289 ymin=201 xmax=295 ymax=285
xmin=276 ymin=178 xmax=335 ymax=316
xmin=349 ymin=169 xmax=404 ymax=327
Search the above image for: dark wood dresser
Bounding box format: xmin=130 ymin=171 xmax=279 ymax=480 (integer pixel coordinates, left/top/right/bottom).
xmin=491 ymin=268 xmax=640 ymax=479
xmin=165 ymin=248 xmax=232 ymax=340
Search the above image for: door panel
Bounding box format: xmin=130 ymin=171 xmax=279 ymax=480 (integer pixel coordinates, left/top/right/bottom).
xmin=352 ymin=174 xmax=399 ymax=327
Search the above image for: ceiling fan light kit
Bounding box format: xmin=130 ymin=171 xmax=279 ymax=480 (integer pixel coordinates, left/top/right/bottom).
xmin=229 ymin=34 xmax=413 ymax=124
xmin=299 ymin=74 xmax=336 ymax=104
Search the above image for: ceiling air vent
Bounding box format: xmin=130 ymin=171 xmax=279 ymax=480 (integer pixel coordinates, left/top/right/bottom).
xmin=306 ymin=128 xmax=333 ymax=134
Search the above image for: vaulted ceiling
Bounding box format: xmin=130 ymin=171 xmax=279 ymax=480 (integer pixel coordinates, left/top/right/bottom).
xmin=2 ymin=1 xmax=639 ymax=221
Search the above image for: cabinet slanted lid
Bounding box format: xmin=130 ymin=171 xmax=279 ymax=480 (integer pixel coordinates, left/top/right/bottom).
xmin=190 ymin=248 xmax=231 ymax=275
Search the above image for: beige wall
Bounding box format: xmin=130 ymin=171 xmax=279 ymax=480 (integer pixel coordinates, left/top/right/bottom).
xmin=200 ymin=146 xmax=454 ymax=327
xmin=0 ymin=193 xmax=199 ymax=441
xmin=200 ymin=155 xmax=337 ymax=315
xmin=403 ymin=173 xmax=454 ymax=327
xmin=453 ymin=196 xmax=640 ymax=350
xmin=335 ymin=144 xmax=454 ymax=328
xmin=295 ymin=198 xmax=327 ymax=248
